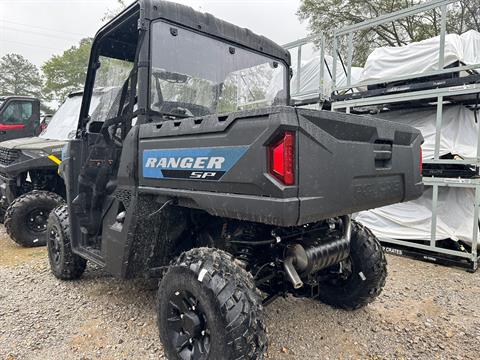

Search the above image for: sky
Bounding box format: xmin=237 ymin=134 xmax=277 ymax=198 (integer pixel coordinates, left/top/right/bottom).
xmin=0 ymin=0 xmax=309 ymax=68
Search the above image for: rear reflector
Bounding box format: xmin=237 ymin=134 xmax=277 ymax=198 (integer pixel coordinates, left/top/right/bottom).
xmin=269 ymin=131 xmax=295 ymax=185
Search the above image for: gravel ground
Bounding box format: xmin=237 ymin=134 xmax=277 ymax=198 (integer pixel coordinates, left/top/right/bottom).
xmin=1 ymin=225 xmax=480 ymax=360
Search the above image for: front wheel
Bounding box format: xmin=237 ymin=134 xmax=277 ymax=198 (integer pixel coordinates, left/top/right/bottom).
xmin=4 ymin=190 xmax=64 ymax=247
xmin=47 ymin=204 xmax=87 ymax=280
xmin=0 ymin=206 xmax=5 ymax=223
xmin=316 ymin=220 xmax=387 ymax=310
xmin=157 ymin=248 xmax=267 ymax=360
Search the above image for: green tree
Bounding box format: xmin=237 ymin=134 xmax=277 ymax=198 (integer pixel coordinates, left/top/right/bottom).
xmin=42 ymin=1 xmax=130 ymax=103
xmin=0 ymin=53 xmax=43 ymax=97
xmin=42 ymin=38 xmax=92 ymax=102
xmin=297 ymin=0 xmax=480 ymax=64
xmin=102 ymin=0 xmax=130 ymax=22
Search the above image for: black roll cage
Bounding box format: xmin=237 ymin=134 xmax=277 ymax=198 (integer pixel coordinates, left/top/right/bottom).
xmin=78 ymin=1 xmax=142 ymax=133
xmin=78 ymin=0 xmax=291 ymax=135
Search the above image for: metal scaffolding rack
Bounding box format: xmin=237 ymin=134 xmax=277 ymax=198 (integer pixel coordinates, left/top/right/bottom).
xmin=286 ymin=0 xmax=480 ymax=271
xmin=283 ymin=35 xmax=327 ymax=106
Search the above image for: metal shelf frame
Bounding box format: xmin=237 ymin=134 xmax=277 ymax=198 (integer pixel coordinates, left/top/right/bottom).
xmin=327 ymin=0 xmax=480 ymax=270
xmin=380 ymin=176 xmax=480 ymax=271
xmin=283 ymin=35 xmax=327 ymax=104
xmin=329 ymin=0 xmax=480 ymax=93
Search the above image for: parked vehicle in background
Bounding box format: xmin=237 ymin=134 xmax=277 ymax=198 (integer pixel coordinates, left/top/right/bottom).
xmin=0 ymin=96 xmax=41 ymax=141
xmin=0 ymin=90 xmax=106 ymax=247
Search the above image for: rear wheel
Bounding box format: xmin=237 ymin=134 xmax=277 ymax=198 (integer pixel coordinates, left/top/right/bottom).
xmin=316 ymin=220 xmax=387 ymax=310
xmin=157 ymin=248 xmax=267 ymax=360
xmin=4 ymin=190 xmax=64 ymax=247
xmin=47 ymin=204 xmax=86 ymax=280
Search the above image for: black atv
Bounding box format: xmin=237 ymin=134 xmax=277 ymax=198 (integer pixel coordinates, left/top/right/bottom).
xmin=47 ymin=1 xmax=423 ymax=359
xmin=0 ymin=91 xmax=108 ymax=247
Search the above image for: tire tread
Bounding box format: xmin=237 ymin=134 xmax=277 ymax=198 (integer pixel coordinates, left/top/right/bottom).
xmin=5 ymin=190 xmax=64 ymax=247
xmin=158 ymin=248 xmax=267 ymax=360
xmin=318 ymin=220 xmax=387 ymax=310
xmin=47 ymin=204 xmax=86 ymax=280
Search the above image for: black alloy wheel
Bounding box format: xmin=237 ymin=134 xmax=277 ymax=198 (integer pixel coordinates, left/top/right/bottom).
xmin=26 ymin=208 xmax=49 ymax=233
xmin=166 ymin=290 xmax=210 ymax=359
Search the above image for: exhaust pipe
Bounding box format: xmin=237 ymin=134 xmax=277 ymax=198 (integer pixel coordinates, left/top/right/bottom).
xmin=283 ymin=256 xmax=304 ymax=289
xmin=283 ymin=216 xmax=351 ymax=289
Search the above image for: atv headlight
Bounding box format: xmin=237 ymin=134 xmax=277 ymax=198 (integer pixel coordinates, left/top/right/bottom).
xmin=22 ymin=149 xmax=48 ymax=158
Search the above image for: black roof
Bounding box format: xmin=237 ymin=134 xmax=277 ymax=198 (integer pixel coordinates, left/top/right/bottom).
xmin=98 ymin=0 xmax=290 ymax=65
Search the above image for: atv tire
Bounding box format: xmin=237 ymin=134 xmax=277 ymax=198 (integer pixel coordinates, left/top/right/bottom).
xmin=157 ymin=248 xmax=267 ymax=360
xmin=5 ymin=190 xmax=64 ymax=247
xmin=0 ymin=207 xmax=5 ymax=224
xmin=47 ymin=204 xmax=87 ymax=280
xmin=316 ymin=220 xmax=387 ymax=310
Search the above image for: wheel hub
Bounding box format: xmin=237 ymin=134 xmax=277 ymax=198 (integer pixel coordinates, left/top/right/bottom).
xmin=48 ymin=228 xmax=61 ymax=265
xmin=27 ymin=209 xmax=48 ymax=232
xmin=167 ymin=290 xmax=210 ymax=360
xmin=182 ymin=310 xmax=202 ymax=338
xmin=35 ymin=214 xmax=45 ymax=224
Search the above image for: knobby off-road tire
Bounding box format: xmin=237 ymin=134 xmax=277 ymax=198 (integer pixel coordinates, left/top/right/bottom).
xmin=157 ymin=248 xmax=267 ymax=360
xmin=47 ymin=204 xmax=86 ymax=280
xmin=317 ymin=220 xmax=387 ymax=310
xmin=0 ymin=207 xmax=5 ymax=224
xmin=5 ymin=190 xmax=64 ymax=247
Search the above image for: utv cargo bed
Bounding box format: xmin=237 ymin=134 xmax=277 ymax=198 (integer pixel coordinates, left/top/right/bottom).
xmin=136 ymin=106 xmax=423 ymax=226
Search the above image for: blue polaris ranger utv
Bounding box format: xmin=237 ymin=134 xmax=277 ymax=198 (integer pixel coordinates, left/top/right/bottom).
xmin=47 ymin=1 xmax=423 ymax=359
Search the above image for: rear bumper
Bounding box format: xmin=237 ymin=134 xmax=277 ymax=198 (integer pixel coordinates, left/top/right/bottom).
xmin=138 ymin=182 xmax=423 ymax=227
xmin=138 ymin=186 xmax=300 ymax=226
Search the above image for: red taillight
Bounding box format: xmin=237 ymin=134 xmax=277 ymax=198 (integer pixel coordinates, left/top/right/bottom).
xmin=269 ymin=131 xmax=295 ymax=185
xmin=419 ymin=146 xmax=423 ymax=174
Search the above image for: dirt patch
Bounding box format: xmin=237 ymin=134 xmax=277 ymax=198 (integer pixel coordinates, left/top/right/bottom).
xmin=374 ymin=297 xmax=442 ymax=323
xmin=1 ymin=225 xmax=480 ymax=359
xmin=0 ymin=227 xmax=46 ymax=267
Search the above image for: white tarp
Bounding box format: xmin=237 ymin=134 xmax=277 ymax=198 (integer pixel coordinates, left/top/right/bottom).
xmin=357 ymin=105 xmax=479 ymax=244
xmin=376 ymin=105 xmax=479 ymax=160
xmin=282 ymin=32 xmax=480 ymax=243
xmin=360 ymin=30 xmax=480 ymax=83
xmin=289 ymin=55 xmax=364 ymax=99
xmin=269 ymin=51 xmax=364 ymax=101
xmin=355 ymin=187 xmax=475 ymax=243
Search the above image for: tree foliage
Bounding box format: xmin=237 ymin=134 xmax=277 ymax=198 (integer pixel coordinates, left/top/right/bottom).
xmin=42 ymin=38 xmax=92 ymax=102
xmin=297 ymin=0 xmax=480 ymax=64
xmin=0 ymin=54 xmax=43 ymax=97
xmin=102 ymin=0 xmax=130 ymax=22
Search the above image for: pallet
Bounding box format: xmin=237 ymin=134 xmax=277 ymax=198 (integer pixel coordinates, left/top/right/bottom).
xmin=381 ymin=242 xmax=478 ymax=273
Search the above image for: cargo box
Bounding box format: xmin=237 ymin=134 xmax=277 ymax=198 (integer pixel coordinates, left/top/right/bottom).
xmin=136 ymin=106 xmax=423 ymax=226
